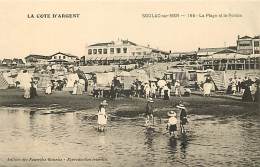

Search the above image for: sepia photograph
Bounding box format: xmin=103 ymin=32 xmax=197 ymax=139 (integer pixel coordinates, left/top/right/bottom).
xmin=0 ymin=0 xmax=259 ymax=166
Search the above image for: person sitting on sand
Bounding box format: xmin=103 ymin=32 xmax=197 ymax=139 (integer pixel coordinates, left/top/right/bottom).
xmin=177 ymin=104 xmax=188 ymax=133
xmin=166 ymin=111 xmax=178 ymax=137
xmin=145 ymin=98 xmax=154 ymax=126
xmin=97 ymin=100 xmax=108 ymax=132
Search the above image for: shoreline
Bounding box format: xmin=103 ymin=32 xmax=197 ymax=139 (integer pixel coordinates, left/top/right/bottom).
xmin=0 ymin=89 xmax=259 ymax=117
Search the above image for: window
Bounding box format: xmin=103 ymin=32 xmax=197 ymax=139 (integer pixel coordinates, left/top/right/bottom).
xmin=254 ymin=41 xmax=260 ymax=47
xmin=63 ymin=56 xmax=66 ymax=59
xmin=88 ymin=49 xmax=92 ymax=55
xmin=98 ymin=49 xmax=102 ymax=54
xmin=54 ymin=56 xmax=57 ymax=59
xmin=93 ymin=49 xmax=97 ymax=54
xmin=59 ymin=56 xmax=61 ymax=59
xmin=103 ymin=48 xmax=107 ymax=54
xmin=123 ymin=48 xmax=127 ymax=53
xmin=110 ymin=48 xmax=114 ymax=54
xmin=254 ymin=50 xmax=260 ymax=54
xmin=117 ymin=48 xmax=121 ymax=53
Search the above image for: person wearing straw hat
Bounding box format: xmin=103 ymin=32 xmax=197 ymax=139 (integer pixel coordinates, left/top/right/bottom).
xmin=145 ymin=98 xmax=154 ymax=126
xmin=177 ymin=103 xmax=188 ymax=133
xmin=166 ymin=110 xmax=178 ymax=137
xmin=97 ymin=100 xmax=108 ymax=132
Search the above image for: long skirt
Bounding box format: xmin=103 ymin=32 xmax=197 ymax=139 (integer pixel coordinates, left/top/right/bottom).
xmin=45 ymin=86 xmax=52 ymax=94
xmin=164 ymin=90 xmax=169 ymax=100
xmin=98 ymin=115 xmax=107 ymax=125
xmin=203 ymin=83 xmax=212 ymax=95
xmin=24 ymin=87 xmax=30 ymax=99
xmin=77 ymin=84 xmax=84 ymax=95
xmin=242 ymin=87 xmax=253 ymax=102
xmin=72 ymin=86 xmax=77 ymax=95
xmin=254 ymin=87 xmax=259 ymax=102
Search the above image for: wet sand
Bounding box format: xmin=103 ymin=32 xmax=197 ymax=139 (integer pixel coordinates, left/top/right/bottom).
xmin=0 ymin=89 xmax=259 ymax=118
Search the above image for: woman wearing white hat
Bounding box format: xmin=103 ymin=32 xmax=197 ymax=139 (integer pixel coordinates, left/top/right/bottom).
xmin=97 ymin=100 xmax=108 ymax=132
xmin=166 ymin=111 xmax=178 ymax=137
xmin=177 ymin=104 xmax=188 ymax=133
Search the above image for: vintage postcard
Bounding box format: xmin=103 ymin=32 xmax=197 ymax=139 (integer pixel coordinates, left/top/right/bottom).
xmin=0 ymin=0 xmax=259 ymax=167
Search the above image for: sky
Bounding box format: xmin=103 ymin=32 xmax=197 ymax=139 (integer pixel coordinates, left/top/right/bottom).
xmin=0 ymin=0 xmax=259 ymax=59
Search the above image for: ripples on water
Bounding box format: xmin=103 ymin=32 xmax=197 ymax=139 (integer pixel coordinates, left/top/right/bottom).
xmin=0 ymin=107 xmax=259 ymax=167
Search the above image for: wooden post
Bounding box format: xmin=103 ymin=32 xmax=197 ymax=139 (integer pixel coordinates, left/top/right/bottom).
xmin=248 ymin=56 xmax=250 ymax=70
xmin=219 ymin=60 xmax=221 ymax=71
xmin=254 ymin=56 xmax=256 ymax=70
xmin=212 ymin=57 xmax=214 ymax=70
xmin=244 ymin=59 xmax=246 ymax=70
xmin=234 ymin=55 xmax=236 ymax=70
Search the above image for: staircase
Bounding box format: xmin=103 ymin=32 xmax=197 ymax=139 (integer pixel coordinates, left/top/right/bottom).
xmin=211 ymin=71 xmax=226 ymax=91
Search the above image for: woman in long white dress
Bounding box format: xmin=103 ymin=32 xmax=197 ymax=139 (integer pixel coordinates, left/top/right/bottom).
xmin=72 ymin=80 xmax=78 ymax=95
xmin=144 ymin=83 xmax=150 ymax=99
xmin=204 ymin=83 xmax=212 ymax=96
xmin=175 ymin=80 xmax=181 ymax=97
xmin=22 ymin=70 xmax=31 ymax=99
xmin=45 ymin=82 xmax=52 ymax=94
xmin=150 ymin=83 xmax=157 ymax=98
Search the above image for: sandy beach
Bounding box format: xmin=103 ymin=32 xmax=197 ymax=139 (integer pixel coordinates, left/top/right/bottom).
xmin=0 ymin=89 xmax=258 ymax=118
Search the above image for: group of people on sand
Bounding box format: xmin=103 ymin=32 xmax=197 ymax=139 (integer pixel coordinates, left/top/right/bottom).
xmin=19 ymin=70 xmax=38 ymax=99
xmin=226 ymin=76 xmax=259 ymax=102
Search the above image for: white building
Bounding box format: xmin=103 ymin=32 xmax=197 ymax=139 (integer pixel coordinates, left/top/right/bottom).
xmin=84 ymin=39 xmax=168 ymax=65
xmin=237 ymin=35 xmax=260 ymax=55
xmin=49 ymin=52 xmax=79 ymax=64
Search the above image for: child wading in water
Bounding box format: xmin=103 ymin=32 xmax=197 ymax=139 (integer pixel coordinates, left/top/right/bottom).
xmin=145 ymin=98 xmax=154 ymax=126
xmin=177 ymin=103 xmax=188 ymax=134
xmin=166 ymin=111 xmax=178 ymax=137
xmin=97 ymin=100 xmax=108 ymax=132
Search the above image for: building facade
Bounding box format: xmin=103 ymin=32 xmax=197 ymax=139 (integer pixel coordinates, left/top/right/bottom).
xmin=200 ymin=49 xmax=260 ymax=71
xmin=237 ymin=35 xmax=260 ymax=55
xmin=84 ymin=39 xmax=168 ymax=65
xmin=25 ymin=55 xmax=51 ymax=65
xmin=49 ymin=52 xmax=79 ymax=64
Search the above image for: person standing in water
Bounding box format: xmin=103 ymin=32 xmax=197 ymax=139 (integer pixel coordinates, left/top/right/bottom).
xmin=166 ymin=111 xmax=178 ymax=137
xmin=145 ymin=98 xmax=154 ymax=126
xmin=177 ymin=104 xmax=188 ymax=134
xmin=97 ymin=100 xmax=108 ymax=132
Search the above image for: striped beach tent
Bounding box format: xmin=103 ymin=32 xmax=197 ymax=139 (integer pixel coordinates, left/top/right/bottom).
xmin=0 ymin=72 xmax=9 ymax=89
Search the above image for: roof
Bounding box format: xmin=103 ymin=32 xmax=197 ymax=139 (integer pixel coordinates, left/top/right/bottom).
xmin=213 ymin=49 xmax=237 ymax=54
xmin=197 ymin=47 xmax=237 ymax=56
xmin=25 ymin=54 xmax=51 ymax=60
xmin=88 ymin=39 xmax=138 ymax=47
xmin=122 ymin=40 xmax=137 ymax=46
xmin=2 ymin=59 xmax=12 ymax=63
xmin=200 ymin=53 xmax=255 ymax=60
xmin=12 ymin=58 xmax=24 ymax=64
xmin=50 ymin=52 xmax=78 ymax=58
xmin=151 ymin=49 xmax=169 ymax=55
xmin=253 ymin=35 xmax=260 ymax=39
xmin=239 ymin=35 xmax=252 ymax=39
xmin=89 ymin=42 xmax=114 ymax=47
